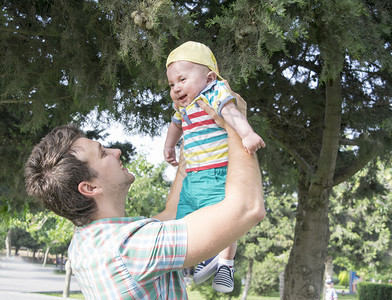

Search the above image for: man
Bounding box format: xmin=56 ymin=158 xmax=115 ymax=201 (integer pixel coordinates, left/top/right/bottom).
xmin=24 ymin=97 xmax=265 ymax=299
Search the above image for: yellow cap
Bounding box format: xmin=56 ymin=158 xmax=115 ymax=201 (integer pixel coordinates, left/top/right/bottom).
xmin=166 ymin=41 xmax=223 ymax=80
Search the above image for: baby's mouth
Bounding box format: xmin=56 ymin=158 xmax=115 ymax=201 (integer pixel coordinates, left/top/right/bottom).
xmin=179 ymin=95 xmax=186 ymax=101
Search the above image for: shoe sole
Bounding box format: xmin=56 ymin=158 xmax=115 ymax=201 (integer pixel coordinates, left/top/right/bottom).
xmin=193 ymin=256 xmax=219 ymax=284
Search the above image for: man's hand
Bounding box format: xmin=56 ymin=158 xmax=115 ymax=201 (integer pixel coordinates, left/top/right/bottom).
xmin=196 ymin=100 xmax=226 ymax=129
xmin=164 ymin=147 xmax=178 ymax=166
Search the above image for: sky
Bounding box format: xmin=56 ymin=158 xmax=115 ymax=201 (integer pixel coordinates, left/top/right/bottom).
xmin=83 ymin=120 xmax=177 ymax=180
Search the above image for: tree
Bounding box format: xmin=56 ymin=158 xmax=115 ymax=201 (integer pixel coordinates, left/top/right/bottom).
xmin=0 ymin=0 xmax=160 ymax=216
xmin=2 ymin=1 xmax=392 ymax=298
xmin=236 ymin=191 xmax=295 ymax=298
xmin=206 ymin=1 xmax=392 ymax=298
xmin=9 ymin=227 xmax=38 ymax=255
xmin=328 ymin=163 xmax=392 ymax=279
xmin=126 ymin=155 xmax=171 ymax=217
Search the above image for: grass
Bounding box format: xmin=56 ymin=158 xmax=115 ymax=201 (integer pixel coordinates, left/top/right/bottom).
xmin=51 ymin=291 xmax=281 ymax=300
xmin=187 ymin=290 xmax=279 ymax=299
xmin=46 ymin=286 xmax=358 ymax=299
xmin=44 ymin=292 xmax=84 ymax=299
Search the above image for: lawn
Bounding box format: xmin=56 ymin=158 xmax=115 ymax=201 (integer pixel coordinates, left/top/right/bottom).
xmin=47 ymin=292 xmax=281 ymax=299
xmin=47 ymin=289 xmax=358 ymax=299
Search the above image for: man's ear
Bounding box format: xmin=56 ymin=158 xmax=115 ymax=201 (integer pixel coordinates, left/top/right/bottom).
xmin=78 ymin=181 xmax=102 ymax=197
xmin=206 ymin=71 xmax=217 ymax=84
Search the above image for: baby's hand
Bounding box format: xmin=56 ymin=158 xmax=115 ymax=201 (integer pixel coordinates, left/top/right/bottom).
xmin=242 ymin=132 xmax=266 ymax=154
xmin=164 ymin=147 xmax=179 ymax=166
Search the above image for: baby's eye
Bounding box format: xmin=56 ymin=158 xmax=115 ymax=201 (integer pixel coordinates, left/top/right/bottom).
xmin=169 ymin=83 xmax=174 ymax=88
xmin=180 ymin=78 xmax=186 ymax=82
xmin=101 ymin=150 xmax=107 ymax=157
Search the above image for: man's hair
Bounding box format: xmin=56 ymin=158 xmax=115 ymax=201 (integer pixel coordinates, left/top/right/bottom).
xmin=25 ymin=124 xmax=98 ymax=226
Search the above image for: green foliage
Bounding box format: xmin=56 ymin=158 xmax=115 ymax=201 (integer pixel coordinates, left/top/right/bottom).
xmin=2 ymin=1 xmax=392 ymax=296
xmin=10 ymin=227 xmax=41 ymax=254
xmin=106 ymin=141 xmax=136 ymax=165
xmin=231 ymin=190 xmax=295 ymax=295
xmin=251 ymin=253 xmax=288 ymax=295
xmin=1 ymin=210 xmax=75 ymax=255
xmin=126 ymin=155 xmax=170 ymax=217
xmin=358 ymin=282 xmax=392 ymax=300
xmin=238 ymin=192 xmax=295 ymax=260
xmin=329 ymin=164 xmax=392 ymax=272
xmin=338 ymin=270 xmax=349 ymax=287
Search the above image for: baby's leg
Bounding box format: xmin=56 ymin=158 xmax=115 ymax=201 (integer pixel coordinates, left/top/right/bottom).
xmin=219 ymin=241 xmax=237 ymax=260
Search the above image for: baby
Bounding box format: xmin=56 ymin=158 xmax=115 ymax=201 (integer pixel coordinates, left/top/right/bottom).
xmin=164 ymin=41 xmax=265 ymax=293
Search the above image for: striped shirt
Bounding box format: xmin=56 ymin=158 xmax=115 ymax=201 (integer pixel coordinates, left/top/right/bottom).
xmin=68 ymin=217 xmax=188 ymax=299
xmin=172 ymin=80 xmax=236 ymax=172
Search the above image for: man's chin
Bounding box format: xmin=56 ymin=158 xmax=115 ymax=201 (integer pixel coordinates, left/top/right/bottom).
xmin=128 ymin=173 xmax=136 ymax=184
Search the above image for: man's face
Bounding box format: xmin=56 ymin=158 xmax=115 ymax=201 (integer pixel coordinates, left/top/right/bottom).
xmin=72 ymin=138 xmax=135 ymax=194
xmin=167 ymin=61 xmax=210 ymax=108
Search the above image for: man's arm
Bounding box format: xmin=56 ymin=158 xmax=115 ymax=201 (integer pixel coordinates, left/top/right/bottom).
xmin=182 ymin=98 xmax=265 ymax=267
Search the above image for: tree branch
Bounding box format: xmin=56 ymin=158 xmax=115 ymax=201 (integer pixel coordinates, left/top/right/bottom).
xmin=1 ymin=95 xmax=72 ymax=105
xmin=333 ymin=138 xmax=382 ymax=186
xmin=270 ymin=129 xmax=314 ymax=177
xmin=309 ymin=77 xmax=342 ymax=197
xmin=0 ymin=27 xmax=61 ymax=38
xmin=0 ymin=99 xmax=31 ymax=104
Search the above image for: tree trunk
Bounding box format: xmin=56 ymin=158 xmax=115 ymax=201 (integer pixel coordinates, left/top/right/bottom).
xmin=283 ymin=188 xmax=330 ymax=299
xmin=5 ymin=229 xmax=11 ymax=257
xmin=324 ymin=256 xmax=333 ymax=280
xmin=60 ymin=254 xmax=64 ymax=272
xmin=241 ymin=258 xmax=254 ymax=300
xmin=279 ymin=272 xmax=285 ymax=300
xmin=283 ymin=77 xmax=342 ymax=299
xmin=42 ymin=246 xmax=50 ymax=267
xmin=63 ymin=259 xmax=72 ymax=298
xmin=323 ymin=256 xmax=333 ymax=300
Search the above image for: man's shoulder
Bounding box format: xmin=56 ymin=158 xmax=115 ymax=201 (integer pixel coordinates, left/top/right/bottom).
xmin=73 ymin=217 xmax=186 ymax=238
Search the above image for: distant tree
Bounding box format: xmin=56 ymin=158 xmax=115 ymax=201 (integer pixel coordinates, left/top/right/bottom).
xmin=126 ymin=155 xmax=170 ymax=217
xmin=237 ymin=191 xmax=295 ymax=297
xmin=10 ymin=227 xmax=39 ymax=255
xmin=328 ymin=163 xmax=392 ymax=276
xmin=107 ymin=141 xmax=136 ymax=164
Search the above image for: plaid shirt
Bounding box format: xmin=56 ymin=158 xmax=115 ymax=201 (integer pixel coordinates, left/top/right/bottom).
xmin=68 ymin=217 xmax=188 ymax=299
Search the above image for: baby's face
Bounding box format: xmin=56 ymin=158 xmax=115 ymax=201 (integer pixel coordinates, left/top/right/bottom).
xmin=167 ymin=61 xmax=210 ymax=108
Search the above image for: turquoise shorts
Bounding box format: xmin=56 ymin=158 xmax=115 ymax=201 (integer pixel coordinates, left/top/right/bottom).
xmin=176 ymin=166 xmax=227 ymax=220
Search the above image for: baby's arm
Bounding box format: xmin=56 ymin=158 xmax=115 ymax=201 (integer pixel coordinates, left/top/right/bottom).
xmin=221 ymin=101 xmax=265 ymax=154
xmin=164 ymin=121 xmax=183 ymax=166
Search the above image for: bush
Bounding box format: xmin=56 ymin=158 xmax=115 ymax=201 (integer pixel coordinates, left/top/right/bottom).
xmin=358 ymin=282 xmax=392 ymax=300
xmin=338 ymin=270 xmax=349 ymax=287
xmin=251 ymin=254 xmax=284 ymax=295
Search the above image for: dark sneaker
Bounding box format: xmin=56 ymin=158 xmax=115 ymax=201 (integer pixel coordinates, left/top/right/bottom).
xmin=212 ymin=265 xmax=234 ymax=293
xmin=193 ymin=256 xmax=219 ymax=284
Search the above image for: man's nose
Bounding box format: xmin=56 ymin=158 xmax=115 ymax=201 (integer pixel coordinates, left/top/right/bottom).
xmin=112 ymin=148 xmax=122 ymax=157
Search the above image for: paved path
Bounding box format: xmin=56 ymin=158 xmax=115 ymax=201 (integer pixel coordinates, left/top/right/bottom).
xmin=0 ymin=255 xmax=81 ymax=299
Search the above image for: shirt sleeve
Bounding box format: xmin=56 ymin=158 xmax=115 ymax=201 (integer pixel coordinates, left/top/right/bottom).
xmin=208 ymin=81 xmax=237 ymax=117
xmin=121 ymin=219 xmax=187 ymax=282
xmin=172 ymin=104 xmax=182 ymax=124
